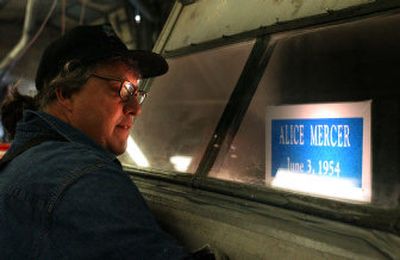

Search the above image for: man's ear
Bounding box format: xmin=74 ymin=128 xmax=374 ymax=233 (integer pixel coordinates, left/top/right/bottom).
xmin=55 ymin=88 xmax=73 ymax=111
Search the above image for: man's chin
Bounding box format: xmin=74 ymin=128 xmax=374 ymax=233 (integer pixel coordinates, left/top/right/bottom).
xmin=110 ymin=141 xmax=127 ymax=156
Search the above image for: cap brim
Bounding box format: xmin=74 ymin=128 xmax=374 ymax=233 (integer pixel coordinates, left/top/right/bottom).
xmin=124 ymin=50 xmax=168 ymax=78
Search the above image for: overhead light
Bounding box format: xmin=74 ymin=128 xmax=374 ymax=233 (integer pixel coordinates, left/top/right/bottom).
xmin=170 ymin=155 xmax=192 ymax=172
xmin=126 ymin=136 xmax=149 ymax=167
xmin=134 ymin=14 xmax=141 ymax=23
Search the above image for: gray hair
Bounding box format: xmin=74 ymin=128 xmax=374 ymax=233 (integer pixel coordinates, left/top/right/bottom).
xmin=36 ymin=60 xmax=94 ymax=110
xmin=35 ymin=57 xmax=141 ymax=110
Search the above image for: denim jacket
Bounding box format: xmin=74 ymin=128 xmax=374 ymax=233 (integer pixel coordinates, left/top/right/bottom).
xmin=0 ymin=110 xmax=189 ymax=259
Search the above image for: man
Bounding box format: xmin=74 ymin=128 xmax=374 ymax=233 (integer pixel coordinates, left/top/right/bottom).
xmin=0 ymin=24 xmax=200 ymax=259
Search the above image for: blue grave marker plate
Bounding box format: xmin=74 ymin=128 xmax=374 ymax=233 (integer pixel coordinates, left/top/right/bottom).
xmin=266 ymin=101 xmax=371 ymax=202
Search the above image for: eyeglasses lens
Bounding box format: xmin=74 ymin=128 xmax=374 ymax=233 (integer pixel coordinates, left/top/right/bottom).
xmin=120 ymin=81 xmax=135 ymax=102
xmin=137 ymin=93 xmax=147 ymax=104
xmin=120 ymin=81 xmax=146 ymax=104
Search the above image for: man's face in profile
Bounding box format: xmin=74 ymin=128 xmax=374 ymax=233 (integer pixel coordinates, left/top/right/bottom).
xmin=66 ymin=61 xmax=142 ymax=155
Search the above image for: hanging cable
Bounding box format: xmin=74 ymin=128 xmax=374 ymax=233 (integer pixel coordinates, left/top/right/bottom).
xmin=79 ymin=0 xmax=87 ymax=25
xmin=0 ymin=0 xmax=58 ymax=83
xmin=61 ymin=0 xmax=66 ymax=35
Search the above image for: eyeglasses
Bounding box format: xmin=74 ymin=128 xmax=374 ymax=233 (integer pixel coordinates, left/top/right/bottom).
xmin=89 ymin=74 xmax=147 ymax=104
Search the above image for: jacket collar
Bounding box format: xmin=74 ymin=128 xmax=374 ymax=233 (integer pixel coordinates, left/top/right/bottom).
xmin=13 ymin=110 xmax=117 ymax=162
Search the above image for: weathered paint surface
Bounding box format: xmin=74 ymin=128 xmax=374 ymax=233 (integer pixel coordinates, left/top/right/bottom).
xmin=132 ymin=176 xmax=400 ymax=260
xmin=165 ymin=0 xmax=374 ymax=50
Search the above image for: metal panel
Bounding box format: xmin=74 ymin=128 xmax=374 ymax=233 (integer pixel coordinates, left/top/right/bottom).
xmin=131 ymin=174 xmax=400 ymax=259
xmin=165 ymin=0 xmax=374 ymax=51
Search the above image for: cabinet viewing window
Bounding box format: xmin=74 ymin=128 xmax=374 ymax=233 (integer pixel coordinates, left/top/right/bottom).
xmin=120 ymin=10 xmax=399 ymax=208
xmin=120 ymin=40 xmax=255 ymax=174
xmin=209 ymin=13 xmax=400 ymax=206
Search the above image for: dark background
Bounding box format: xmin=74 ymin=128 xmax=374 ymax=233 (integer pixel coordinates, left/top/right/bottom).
xmin=0 ymin=0 xmax=175 ymax=98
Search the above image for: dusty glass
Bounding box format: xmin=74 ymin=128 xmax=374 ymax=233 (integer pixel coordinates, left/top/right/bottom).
xmin=120 ymin=40 xmax=255 ymax=173
xmin=209 ymin=14 xmax=400 ymax=207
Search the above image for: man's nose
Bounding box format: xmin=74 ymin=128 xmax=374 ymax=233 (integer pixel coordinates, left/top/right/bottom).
xmin=123 ymin=97 xmax=141 ymax=116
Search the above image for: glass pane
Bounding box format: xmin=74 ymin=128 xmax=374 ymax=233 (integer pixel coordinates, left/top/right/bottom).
xmin=120 ymin=40 xmax=255 ymax=173
xmin=210 ymin=14 xmax=400 ymax=206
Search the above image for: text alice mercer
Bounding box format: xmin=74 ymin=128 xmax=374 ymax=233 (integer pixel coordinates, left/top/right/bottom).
xmin=279 ymin=124 xmax=351 ymax=147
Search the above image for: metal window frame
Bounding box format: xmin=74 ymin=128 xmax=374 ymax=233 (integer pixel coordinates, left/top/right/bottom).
xmin=125 ymin=2 xmax=400 ymax=235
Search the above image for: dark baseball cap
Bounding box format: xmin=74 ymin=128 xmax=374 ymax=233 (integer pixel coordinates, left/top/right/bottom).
xmin=35 ymin=24 xmax=168 ymax=91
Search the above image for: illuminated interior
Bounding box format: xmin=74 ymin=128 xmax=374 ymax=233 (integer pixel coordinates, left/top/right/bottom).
xmin=126 ymin=136 xmax=149 ymax=168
